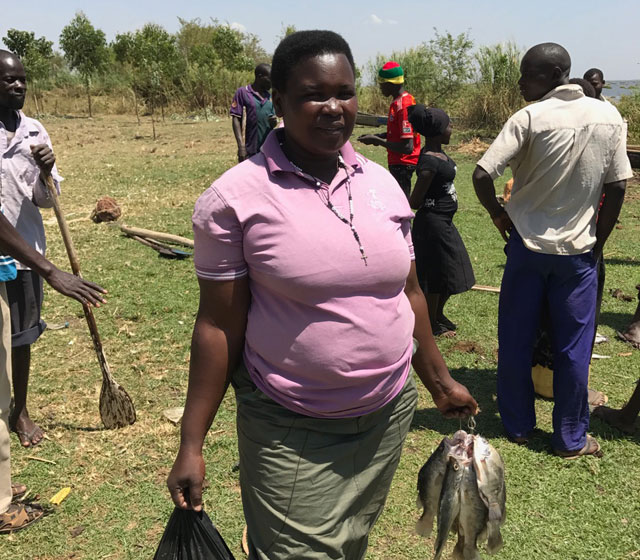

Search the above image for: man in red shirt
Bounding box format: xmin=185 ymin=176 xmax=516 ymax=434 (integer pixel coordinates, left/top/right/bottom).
xmin=358 ymin=61 xmax=421 ymax=199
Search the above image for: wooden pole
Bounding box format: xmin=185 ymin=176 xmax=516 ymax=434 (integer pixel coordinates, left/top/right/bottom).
xmin=119 ymin=224 xmax=194 ymax=248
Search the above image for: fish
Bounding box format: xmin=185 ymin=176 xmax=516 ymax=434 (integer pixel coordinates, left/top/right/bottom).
xmin=416 ymin=439 xmax=449 ymax=537
xmin=433 ymin=454 xmax=465 ymax=560
xmin=417 ymin=430 xmax=507 ymax=559
xmin=416 ymin=431 xmax=470 ymax=537
xmin=452 ymin=460 xmax=489 ymax=560
xmin=472 ymin=435 xmax=507 ymax=554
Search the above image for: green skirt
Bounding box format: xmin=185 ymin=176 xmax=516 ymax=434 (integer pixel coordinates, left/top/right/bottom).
xmin=232 ymin=362 xmax=418 ymax=560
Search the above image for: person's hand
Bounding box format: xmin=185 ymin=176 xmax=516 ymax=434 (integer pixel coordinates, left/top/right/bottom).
xmin=45 ymin=269 xmax=107 ymax=306
xmin=491 ymin=209 xmax=513 ymax=243
xmin=358 ymin=134 xmax=381 ymax=146
xmin=268 ymin=114 xmax=278 ymax=129
xmin=30 ymin=144 xmax=56 ymax=176
xmin=167 ymin=448 xmax=206 ymax=511
xmin=237 ymin=146 xmax=248 ymax=163
xmin=432 ymin=380 xmax=479 ymax=419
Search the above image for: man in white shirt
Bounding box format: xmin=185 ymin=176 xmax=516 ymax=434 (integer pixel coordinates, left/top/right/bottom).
xmin=472 ymin=43 xmax=632 ymax=458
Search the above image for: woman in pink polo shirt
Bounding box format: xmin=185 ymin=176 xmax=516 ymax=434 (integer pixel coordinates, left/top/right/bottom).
xmin=167 ymin=30 xmax=477 ymax=559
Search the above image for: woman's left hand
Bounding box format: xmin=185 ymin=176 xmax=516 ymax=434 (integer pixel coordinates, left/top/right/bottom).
xmin=432 ymin=380 xmax=479 ymax=418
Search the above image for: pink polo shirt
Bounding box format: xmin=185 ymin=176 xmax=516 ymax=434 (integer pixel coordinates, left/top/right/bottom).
xmin=193 ymin=130 xmax=416 ymax=418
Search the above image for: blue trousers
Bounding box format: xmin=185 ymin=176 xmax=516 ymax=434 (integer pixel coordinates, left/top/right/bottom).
xmin=497 ymin=231 xmax=597 ymax=451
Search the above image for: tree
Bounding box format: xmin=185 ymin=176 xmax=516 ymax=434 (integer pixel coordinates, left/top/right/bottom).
xmin=3 ymin=29 xmax=53 ymax=115
xmin=113 ymin=24 xmax=179 ymax=137
xmin=428 ymin=30 xmax=474 ymax=104
xmin=60 ymin=12 xmax=109 ymax=117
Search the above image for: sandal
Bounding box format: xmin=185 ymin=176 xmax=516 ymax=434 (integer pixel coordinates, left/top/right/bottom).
xmin=616 ymin=331 xmax=640 ymax=350
xmin=439 ymin=316 xmax=458 ymax=332
xmin=554 ymin=434 xmax=603 ymax=460
xmin=432 ymin=322 xmax=456 ymax=338
xmin=507 ymin=435 xmax=529 ymax=445
xmin=0 ymin=503 xmax=43 ymax=534
xmin=11 ymin=482 xmax=27 ymax=500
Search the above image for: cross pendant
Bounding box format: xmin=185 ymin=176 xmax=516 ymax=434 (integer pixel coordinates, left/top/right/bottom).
xmin=361 ymin=254 xmax=368 ymax=266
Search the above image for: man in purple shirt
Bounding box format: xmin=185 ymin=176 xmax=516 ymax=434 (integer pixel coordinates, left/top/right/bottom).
xmin=230 ymin=63 xmax=277 ymax=162
xmin=0 ymin=50 xmax=62 ymax=448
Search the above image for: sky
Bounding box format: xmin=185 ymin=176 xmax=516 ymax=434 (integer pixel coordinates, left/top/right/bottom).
xmin=2 ymin=0 xmax=639 ymax=80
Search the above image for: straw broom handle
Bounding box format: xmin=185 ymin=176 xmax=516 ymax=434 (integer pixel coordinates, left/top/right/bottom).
xmin=43 ymin=175 xmax=113 ymax=381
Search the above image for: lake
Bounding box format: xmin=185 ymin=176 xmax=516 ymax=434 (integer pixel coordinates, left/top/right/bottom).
xmin=603 ymin=80 xmax=639 ymax=101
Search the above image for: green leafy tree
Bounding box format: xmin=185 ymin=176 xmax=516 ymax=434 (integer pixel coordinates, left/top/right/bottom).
xmin=176 ymin=19 xmax=267 ymax=118
xmin=429 ymin=30 xmax=474 ymax=103
xmin=3 ymin=29 xmax=54 ymax=115
xmin=60 ymin=12 xmax=108 ymax=117
xmin=113 ymin=24 xmax=179 ymax=137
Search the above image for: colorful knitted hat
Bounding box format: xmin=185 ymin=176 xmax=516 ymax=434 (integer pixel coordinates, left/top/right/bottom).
xmin=378 ymin=61 xmax=404 ymax=84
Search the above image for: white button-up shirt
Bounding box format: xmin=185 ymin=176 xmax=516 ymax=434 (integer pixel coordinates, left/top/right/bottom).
xmin=478 ymin=84 xmax=632 ymax=255
xmin=0 ymin=111 xmax=61 ymax=269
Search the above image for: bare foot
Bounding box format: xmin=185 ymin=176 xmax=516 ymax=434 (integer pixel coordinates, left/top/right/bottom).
xmin=592 ymin=405 xmax=636 ymax=434
xmin=588 ymin=388 xmax=608 ymax=407
xmin=10 ymin=411 xmax=44 ymax=447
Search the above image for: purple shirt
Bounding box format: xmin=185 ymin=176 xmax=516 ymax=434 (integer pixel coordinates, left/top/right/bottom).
xmin=0 ymin=111 xmax=61 ymax=269
xmin=230 ymin=85 xmax=274 ymax=155
xmin=193 ymin=131 xmax=416 ymax=418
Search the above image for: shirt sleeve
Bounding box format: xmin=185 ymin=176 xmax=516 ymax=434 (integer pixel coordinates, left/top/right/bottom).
xmin=229 ymin=88 xmax=244 ymax=118
xmin=402 ymin=218 xmax=415 ymax=261
xmin=477 ymin=110 xmax=530 ymax=179
xmin=604 ymin=122 xmax=633 ymax=183
xmin=32 ymin=128 xmax=62 ymax=209
xmin=417 ymin=153 xmax=439 ymax=177
xmin=192 ymin=184 xmax=248 ymax=281
xmin=397 ymin=99 xmax=415 ymax=139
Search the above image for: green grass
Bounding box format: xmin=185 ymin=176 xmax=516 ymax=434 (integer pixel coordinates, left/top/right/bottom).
xmin=2 ymin=116 xmax=639 ymax=559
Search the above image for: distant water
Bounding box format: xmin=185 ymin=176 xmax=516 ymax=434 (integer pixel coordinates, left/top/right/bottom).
xmin=603 ymin=80 xmax=639 ymax=101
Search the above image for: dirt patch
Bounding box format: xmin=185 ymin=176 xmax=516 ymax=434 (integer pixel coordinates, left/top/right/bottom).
xmin=451 ymin=340 xmax=484 ymax=354
xmin=453 ymin=137 xmax=490 ymax=157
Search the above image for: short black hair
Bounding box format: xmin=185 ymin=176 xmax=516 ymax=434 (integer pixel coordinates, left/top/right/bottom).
xmin=583 ymin=68 xmax=604 ymax=81
xmin=271 ymin=30 xmax=355 ymax=92
xmin=569 ymin=78 xmax=596 ymax=98
xmin=254 ymin=63 xmax=271 ymax=78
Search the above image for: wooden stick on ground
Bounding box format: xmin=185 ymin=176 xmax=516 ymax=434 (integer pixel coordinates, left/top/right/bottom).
xmin=119 ymin=224 xmax=194 ymax=248
xmin=471 ymin=284 xmax=501 ymax=293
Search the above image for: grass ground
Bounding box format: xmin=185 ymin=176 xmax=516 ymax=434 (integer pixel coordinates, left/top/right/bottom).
xmin=1 ymin=114 xmax=639 ymax=560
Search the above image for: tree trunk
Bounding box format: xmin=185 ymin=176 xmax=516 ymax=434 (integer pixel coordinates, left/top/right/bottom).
xmin=86 ymin=76 xmax=93 ymax=118
xmin=203 ymin=102 xmax=208 ymax=122
xmin=151 ymin=98 xmax=156 ymax=141
xmin=133 ymin=89 xmax=140 ymax=126
xmin=33 ymin=89 xmax=41 ymax=118
xmin=161 ymin=103 xmax=165 ymax=122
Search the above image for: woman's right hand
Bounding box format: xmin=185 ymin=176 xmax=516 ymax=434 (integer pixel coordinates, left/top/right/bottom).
xmin=167 ymin=448 xmax=206 ymax=511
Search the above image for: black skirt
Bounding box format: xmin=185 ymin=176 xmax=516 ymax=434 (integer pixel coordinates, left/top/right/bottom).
xmin=412 ymin=203 xmax=475 ymax=295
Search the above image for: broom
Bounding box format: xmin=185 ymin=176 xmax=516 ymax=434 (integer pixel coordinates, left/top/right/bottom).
xmin=43 ymin=173 xmax=136 ymax=429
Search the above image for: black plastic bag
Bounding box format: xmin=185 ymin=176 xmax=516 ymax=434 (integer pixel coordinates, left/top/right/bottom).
xmin=154 ymin=507 xmax=236 ymax=560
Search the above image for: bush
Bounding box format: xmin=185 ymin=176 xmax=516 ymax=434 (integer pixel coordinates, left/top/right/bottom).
xmin=617 ymin=90 xmax=640 ymax=145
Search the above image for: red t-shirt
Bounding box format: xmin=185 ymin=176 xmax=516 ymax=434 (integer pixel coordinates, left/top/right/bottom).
xmin=386 ymin=91 xmax=420 ymax=166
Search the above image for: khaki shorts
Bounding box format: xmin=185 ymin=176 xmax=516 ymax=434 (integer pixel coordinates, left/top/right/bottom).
xmin=232 ymin=362 xmax=418 ymax=560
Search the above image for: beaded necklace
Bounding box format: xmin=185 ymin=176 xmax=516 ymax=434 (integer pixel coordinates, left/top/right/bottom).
xmin=287 ymin=152 xmax=368 ymax=266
